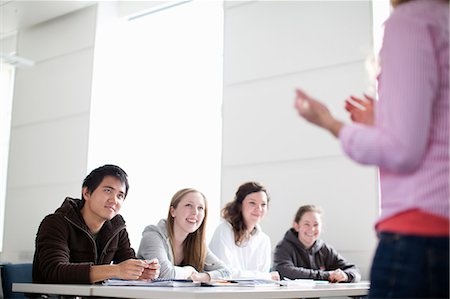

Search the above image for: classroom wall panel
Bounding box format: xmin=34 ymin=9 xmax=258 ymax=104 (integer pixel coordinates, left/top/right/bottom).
xmin=1 ymin=35 xmax=16 ymax=54
xmin=7 ymin=115 xmax=89 ymax=189
xmin=11 ymin=49 xmax=94 ymax=126
xmin=223 ymin=1 xmax=372 ymax=85
xmin=2 ymin=182 xmax=80 ymax=262
xmin=16 ymin=5 xmax=97 ymax=63
xmin=224 ymin=1 xmax=255 ymax=9
xmin=222 ymin=61 xmax=370 ymax=166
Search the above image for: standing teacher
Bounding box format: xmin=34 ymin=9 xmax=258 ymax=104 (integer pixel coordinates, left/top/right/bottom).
xmin=294 ymin=0 xmax=449 ymax=298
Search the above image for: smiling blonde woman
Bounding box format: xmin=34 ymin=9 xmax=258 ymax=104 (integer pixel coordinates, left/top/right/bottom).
xmin=137 ymin=188 xmax=230 ymax=282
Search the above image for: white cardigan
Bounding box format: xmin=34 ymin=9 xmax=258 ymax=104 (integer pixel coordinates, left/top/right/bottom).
xmin=209 ymin=221 xmax=272 ymax=279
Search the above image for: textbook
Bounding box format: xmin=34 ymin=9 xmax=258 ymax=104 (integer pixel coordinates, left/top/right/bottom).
xmin=102 ymin=278 xmax=200 ymax=287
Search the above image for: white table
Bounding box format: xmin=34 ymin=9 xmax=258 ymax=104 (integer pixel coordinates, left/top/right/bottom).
xmin=13 ymin=282 xmax=370 ymax=299
xmin=12 ymin=283 xmax=91 ymax=296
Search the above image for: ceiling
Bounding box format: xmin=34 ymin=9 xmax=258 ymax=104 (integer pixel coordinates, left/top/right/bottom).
xmin=0 ymin=0 xmax=96 ymax=40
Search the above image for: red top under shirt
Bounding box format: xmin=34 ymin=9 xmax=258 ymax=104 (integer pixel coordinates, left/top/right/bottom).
xmin=376 ymin=209 xmax=449 ymax=237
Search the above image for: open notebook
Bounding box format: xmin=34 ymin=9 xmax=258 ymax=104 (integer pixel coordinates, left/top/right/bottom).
xmin=102 ymin=278 xmax=200 ymax=287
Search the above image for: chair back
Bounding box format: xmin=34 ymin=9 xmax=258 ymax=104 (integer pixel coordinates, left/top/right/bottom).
xmin=1 ymin=263 xmax=33 ymax=298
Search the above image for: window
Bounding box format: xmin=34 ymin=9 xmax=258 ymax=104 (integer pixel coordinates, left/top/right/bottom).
xmin=88 ymin=0 xmax=224 ymax=248
xmin=0 ymin=61 xmax=15 ymax=251
xmin=372 ymin=0 xmax=391 ymax=56
xmin=371 ymin=0 xmax=391 ymax=213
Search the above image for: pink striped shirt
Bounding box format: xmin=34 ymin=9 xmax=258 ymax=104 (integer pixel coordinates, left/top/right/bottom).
xmin=339 ymin=0 xmax=449 ymax=226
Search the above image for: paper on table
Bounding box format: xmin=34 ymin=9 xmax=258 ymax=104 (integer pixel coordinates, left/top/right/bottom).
xmin=279 ymin=279 xmax=329 ymax=287
xmin=102 ymin=278 xmax=200 ymax=287
xmin=202 ymin=279 xmax=280 ymax=287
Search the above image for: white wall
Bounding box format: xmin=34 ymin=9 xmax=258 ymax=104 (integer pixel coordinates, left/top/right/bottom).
xmin=1 ymin=5 xmax=97 ymax=262
xmin=221 ymin=1 xmax=379 ymax=279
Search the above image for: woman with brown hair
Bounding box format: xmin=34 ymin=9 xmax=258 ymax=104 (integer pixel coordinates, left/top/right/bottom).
xmin=137 ymin=188 xmax=230 ymax=282
xmin=209 ymin=182 xmax=279 ymax=280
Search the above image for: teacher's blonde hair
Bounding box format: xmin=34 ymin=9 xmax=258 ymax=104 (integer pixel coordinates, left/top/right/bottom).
xmin=391 ymin=0 xmax=448 ymax=8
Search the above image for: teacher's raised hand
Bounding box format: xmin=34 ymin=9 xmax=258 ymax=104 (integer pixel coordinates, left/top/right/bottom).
xmin=294 ymin=89 xmax=343 ymax=137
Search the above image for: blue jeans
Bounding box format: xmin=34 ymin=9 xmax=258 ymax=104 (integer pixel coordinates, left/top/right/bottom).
xmin=369 ymin=232 xmax=449 ymax=299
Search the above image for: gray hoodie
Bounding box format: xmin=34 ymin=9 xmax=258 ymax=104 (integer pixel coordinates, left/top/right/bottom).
xmin=273 ymin=228 xmax=361 ymax=282
xmin=137 ymin=219 xmax=231 ymax=279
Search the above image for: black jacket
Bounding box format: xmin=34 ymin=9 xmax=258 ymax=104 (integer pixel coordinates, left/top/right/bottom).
xmin=32 ymin=197 xmax=135 ymax=283
xmin=272 ymin=228 xmax=361 ymax=282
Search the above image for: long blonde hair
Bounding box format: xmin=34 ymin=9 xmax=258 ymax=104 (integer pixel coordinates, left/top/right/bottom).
xmin=391 ymin=0 xmax=448 ymax=7
xmin=166 ymin=188 xmax=208 ymax=272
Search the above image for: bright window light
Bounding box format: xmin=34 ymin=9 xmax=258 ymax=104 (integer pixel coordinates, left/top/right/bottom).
xmin=0 ymin=62 xmax=15 ymax=251
xmin=371 ymin=0 xmax=391 ymax=214
xmin=88 ymin=0 xmax=224 ymax=248
xmin=372 ymin=0 xmax=391 ymax=56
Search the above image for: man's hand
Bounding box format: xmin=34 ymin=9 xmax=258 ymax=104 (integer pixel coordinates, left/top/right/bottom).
xmin=139 ymin=258 xmax=161 ymax=280
xmin=115 ymin=259 xmax=149 ymax=280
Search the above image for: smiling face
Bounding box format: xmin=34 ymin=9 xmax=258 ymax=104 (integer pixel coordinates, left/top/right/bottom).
xmin=294 ymin=211 xmax=322 ymax=249
xmin=241 ymin=191 xmax=268 ymax=231
xmin=82 ymin=175 xmax=126 ymax=224
xmin=170 ymin=191 xmax=206 ymax=238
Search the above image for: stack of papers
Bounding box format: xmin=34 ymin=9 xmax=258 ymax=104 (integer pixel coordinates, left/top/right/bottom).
xmin=279 ymin=279 xmax=329 ymax=287
xmin=102 ymin=278 xmax=200 ymax=287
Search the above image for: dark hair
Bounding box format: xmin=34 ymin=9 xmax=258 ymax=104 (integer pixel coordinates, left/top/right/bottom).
xmin=294 ymin=205 xmax=322 ymax=223
xmin=167 ymin=188 xmax=208 ymax=272
xmin=81 ymin=164 xmax=129 ymax=202
xmin=222 ymin=181 xmax=270 ymax=245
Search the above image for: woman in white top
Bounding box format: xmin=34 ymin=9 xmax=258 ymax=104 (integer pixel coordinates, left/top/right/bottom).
xmin=209 ymin=182 xmax=280 ymax=280
xmin=137 ymin=188 xmax=231 ymax=282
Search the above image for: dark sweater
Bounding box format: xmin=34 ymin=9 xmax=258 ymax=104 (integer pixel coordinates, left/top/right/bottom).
xmin=273 ymin=228 xmax=361 ymax=282
xmin=32 ymin=197 xmax=135 ymax=283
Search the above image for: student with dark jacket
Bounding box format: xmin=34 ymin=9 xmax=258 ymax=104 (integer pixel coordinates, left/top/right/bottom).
xmin=32 ymin=164 xmax=160 ymax=284
xmin=273 ymin=205 xmax=360 ymax=282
